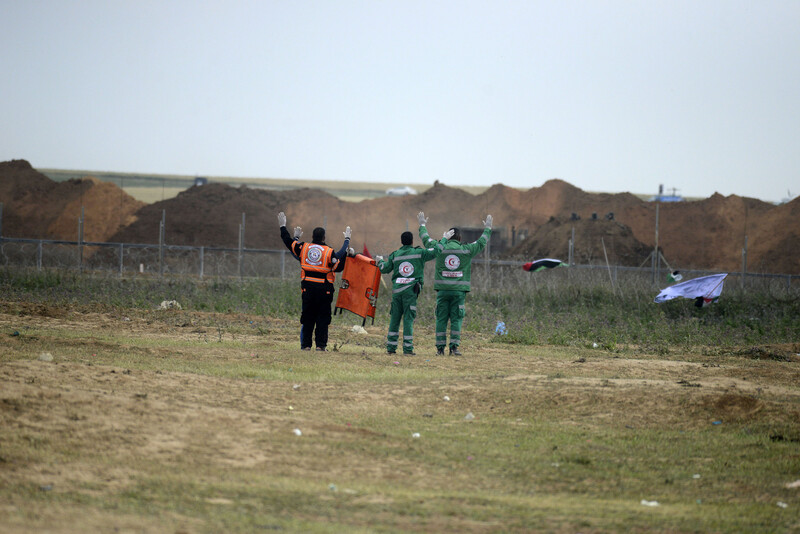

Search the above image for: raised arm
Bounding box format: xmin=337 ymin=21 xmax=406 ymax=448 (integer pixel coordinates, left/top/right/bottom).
xmin=417 ymin=212 xmax=438 ymax=249
xmin=332 ymin=226 xmax=352 ymax=260
xmin=278 ymin=212 xmax=301 ymax=255
xmin=465 ymin=215 xmax=493 ymax=255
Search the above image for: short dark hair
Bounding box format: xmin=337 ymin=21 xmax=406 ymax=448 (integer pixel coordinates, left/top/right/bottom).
xmin=312 ymin=227 xmax=326 ymax=243
xmin=401 ymin=231 xmax=413 ymax=246
xmin=450 ymin=227 xmax=461 ymax=241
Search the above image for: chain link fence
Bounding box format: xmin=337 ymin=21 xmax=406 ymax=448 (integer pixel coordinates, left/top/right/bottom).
xmin=2 ymin=236 xmax=797 ymax=296
xmin=0 ymin=237 xmax=290 ymax=279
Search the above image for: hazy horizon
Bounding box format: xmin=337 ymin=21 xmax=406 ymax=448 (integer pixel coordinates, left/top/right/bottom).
xmin=2 ymin=1 xmax=798 ymax=203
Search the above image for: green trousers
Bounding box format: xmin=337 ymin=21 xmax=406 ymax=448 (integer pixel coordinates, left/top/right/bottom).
xmin=435 ymin=290 xmax=466 ymax=349
xmin=386 ymin=289 xmax=418 ymax=354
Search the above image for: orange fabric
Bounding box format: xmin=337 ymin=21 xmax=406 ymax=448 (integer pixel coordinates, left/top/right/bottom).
xmin=299 ymin=242 xmax=335 ymax=283
xmin=334 ymin=254 xmax=381 ymax=325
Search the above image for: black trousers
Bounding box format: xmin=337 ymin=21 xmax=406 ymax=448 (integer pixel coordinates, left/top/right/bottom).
xmin=300 ymin=282 xmax=334 ymax=349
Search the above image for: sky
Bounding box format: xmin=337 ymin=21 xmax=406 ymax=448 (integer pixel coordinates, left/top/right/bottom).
xmin=1 ymin=1 xmax=798 ymax=203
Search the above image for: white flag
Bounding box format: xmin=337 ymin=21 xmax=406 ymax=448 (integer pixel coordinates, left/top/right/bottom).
xmin=654 ymin=273 xmax=728 ymax=305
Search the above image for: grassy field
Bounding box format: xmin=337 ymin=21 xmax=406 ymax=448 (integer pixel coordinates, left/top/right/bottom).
xmin=40 ymin=168 xmax=492 ymax=203
xmin=1 ymin=271 xmax=799 ymax=533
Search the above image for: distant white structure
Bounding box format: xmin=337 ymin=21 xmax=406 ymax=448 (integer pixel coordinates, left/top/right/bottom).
xmin=385 ymin=186 xmax=418 ymax=196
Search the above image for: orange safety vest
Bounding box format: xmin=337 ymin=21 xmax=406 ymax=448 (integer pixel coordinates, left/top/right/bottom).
xmin=298 ymin=242 xmax=336 ymax=284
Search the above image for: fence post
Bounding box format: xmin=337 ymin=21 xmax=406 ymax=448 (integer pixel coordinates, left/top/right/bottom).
xmin=741 ymin=235 xmax=748 ymax=290
xmin=569 ymin=227 xmax=575 ymax=265
xmin=652 ymin=202 xmax=660 ymax=285
xmin=238 ymin=212 xmax=245 ymax=280
xmin=78 ymin=206 xmax=85 ymax=273
xmin=118 ymin=243 xmax=124 ymax=277
xmin=199 ymin=246 xmax=205 ymax=279
xmin=281 ymin=250 xmax=286 ymax=279
xmin=37 ymin=240 xmax=43 ymax=271
xmin=159 ymin=210 xmax=165 ymax=277
xmin=484 ymin=237 xmax=490 ymax=289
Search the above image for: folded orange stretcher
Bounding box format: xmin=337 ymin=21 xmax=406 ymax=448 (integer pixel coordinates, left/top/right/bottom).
xmin=334 ymin=254 xmax=381 ymax=326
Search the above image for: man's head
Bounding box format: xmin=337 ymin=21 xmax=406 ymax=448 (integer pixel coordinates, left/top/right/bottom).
xmin=449 ymin=227 xmax=461 ymax=241
xmin=312 ymin=227 xmax=326 ymax=243
xmin=401 ymin=231 xmax=413 ymax=246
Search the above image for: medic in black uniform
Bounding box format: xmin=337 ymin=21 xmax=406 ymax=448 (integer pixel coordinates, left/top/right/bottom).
xmin=278 ymin=212 xmax=351 ymax=351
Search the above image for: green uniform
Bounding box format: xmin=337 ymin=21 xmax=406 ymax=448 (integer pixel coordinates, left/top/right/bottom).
xmin=419 ymin=225 xmax=491 ymax=351
xmin=377 ymin=244 xmax=436 ymax=354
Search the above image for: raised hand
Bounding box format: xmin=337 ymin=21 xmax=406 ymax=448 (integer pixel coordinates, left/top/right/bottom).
xmin=417 ymin=212 xmax=428 ymax=226
xmin=343 ymin=226 xmax=352 ymax=239
xmin=293 ymin=226 xmax=303 ymax=239
xmin=483 ymin=214 xmax=493 ymax=229
xmin=277 ymin=212 xmax=287 ymax=227
xmin=443 ymin=229 xmax=455 ymax=240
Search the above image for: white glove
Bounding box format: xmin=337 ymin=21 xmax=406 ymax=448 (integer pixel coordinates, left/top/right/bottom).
xmin=443 ymin=229 xmax=455 ymax=240
xmin=417 ymin=212 xmax=428 ymax=226
xmin=343 ymin=226 xmax=352 ymax=239
xmin=277 ymin=212 xmax=287 ymax=227
xmin=483 ymin=214 xmax=493 ymax=229
xmin=293 ymin=226 xmax=303 ymax=239
xmin=375 ymin=255 xmax=385 ymax=262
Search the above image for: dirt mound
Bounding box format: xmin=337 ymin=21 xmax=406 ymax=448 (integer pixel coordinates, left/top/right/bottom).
xmin=507 ymin=216 xmax=652 ymax=266
xmin=0 ymin=159 xmax=144 ymax=242
xmin=3 ymin=160 xmax=799 ymax=274
xmin=108 ymin=183 xmax=341 ymax=248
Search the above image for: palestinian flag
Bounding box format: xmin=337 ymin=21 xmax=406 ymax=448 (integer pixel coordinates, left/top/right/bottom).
xmin=523 ymin=259 xmax=568 ymax=272
xmin=654 ymin=273 xmax=728 ymax=306
xmin=667 ymin=270 xmax=683 ymax=282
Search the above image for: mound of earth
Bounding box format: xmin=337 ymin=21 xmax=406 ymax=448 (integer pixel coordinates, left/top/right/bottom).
xmin=0 ymin=160 xmax=144 ymax=242
xmin=3 ymin=160 xmax=799 ymax=274
xmin=107 ymin=183 xmax=339 ymax=249
xmin=506 ymin=216 xmax=652 ymax=266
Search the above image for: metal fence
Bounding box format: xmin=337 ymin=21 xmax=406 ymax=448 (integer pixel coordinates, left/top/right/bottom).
xmin=0 ymin=237 xmax=290 ymax=279
xmin=1 ymin=236 xmax=797 ymax=295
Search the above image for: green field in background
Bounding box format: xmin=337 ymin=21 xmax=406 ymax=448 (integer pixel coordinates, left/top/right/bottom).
xmin=40 ymin=168 xmax=493 ymax=204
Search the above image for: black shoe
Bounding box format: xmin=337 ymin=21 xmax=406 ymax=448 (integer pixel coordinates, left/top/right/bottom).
xmin=436 ymin=347 xmax=445 ymax=356
xmin=316 ymin=347 xmax=327 ymax=352
xmin=301 ymin=347 xmax=312 ymax=351
xmin=449 ymin=347 xmax=462 ymax=356
xmin=387 ymin=350 xmax=396 ymax=355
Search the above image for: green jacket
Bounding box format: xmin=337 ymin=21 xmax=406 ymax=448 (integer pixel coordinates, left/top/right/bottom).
xmin=419 ymin=226 xmax=492 ymax=292
xmin=377 ymin=245 xmax=437 ymax=295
